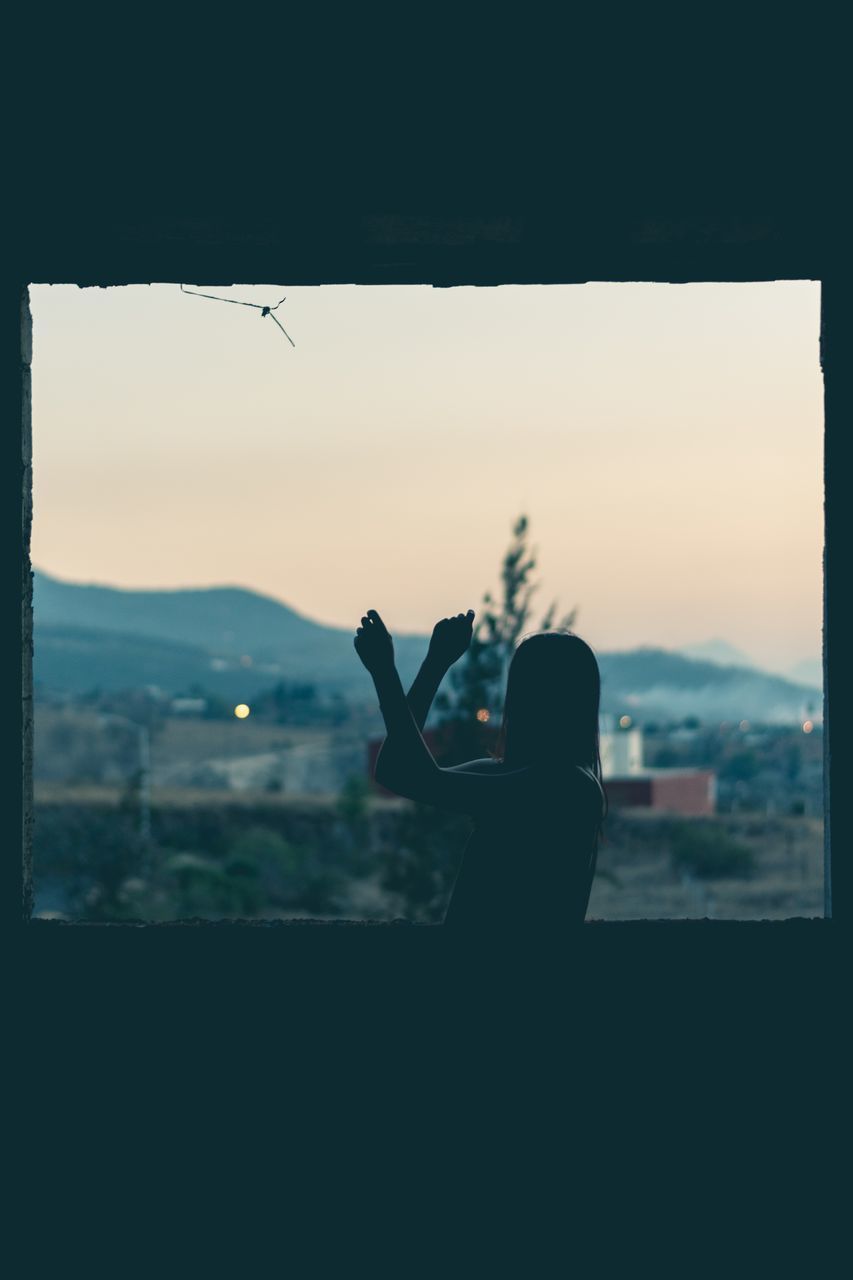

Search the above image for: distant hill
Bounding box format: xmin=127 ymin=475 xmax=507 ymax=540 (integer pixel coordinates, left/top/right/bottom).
xmin=679 ymin=638 xmax=756 ymax=668
xmin=597 ymin=647 xmax=820 ymax=725
xmin=33 ymin=624 xmax=296 ymax=703
xmin=35 ymin=569 xmax=348 ymax=660
xmin=33 ymin=569 xmax=430 ymax=697
xmin=679 ymin=638 xmax=823 ymax=699
xmin=787 ymin=658 xmax=822 ymax=690
xmin=32 ymin=569 xmax=821 ymax=723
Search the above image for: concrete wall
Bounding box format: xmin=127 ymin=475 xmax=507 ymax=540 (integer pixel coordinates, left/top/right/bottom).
xmin=10 ymin=46 xmax=847 ymax=1261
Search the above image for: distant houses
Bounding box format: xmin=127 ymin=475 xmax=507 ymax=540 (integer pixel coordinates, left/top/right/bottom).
xmin=599 ymin=718 xmax=716 ymax=816
xmin=368 ymin=717 xmax=717 ymax=816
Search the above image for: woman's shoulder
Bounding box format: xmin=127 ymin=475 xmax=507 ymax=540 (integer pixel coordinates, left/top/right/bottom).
xmin=442 ymin=756 xmax=505 ymax=774
xmin=569 ymin=764 xmax=605 ymax=813
xmin=535 ymin=760 xmax=603 ymax=804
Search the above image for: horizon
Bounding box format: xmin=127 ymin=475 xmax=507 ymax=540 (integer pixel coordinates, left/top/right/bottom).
xmin=30 ymin=281 xmax=823 ymax=675
xmin=32 ymin=562 xmax=820 ymax=681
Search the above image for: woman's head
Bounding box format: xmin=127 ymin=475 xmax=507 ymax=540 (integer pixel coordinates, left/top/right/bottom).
xmin=495 ymin=631 xmax=602 ymax=772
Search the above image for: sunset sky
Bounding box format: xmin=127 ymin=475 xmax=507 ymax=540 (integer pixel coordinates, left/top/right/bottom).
xmin=29 ymin=281 xmax=823 ymax=675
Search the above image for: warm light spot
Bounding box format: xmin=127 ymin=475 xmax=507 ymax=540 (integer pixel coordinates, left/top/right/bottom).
xmin=619 ymin=715 xmax=632 ymax=729
xmin=234 ymin=704 xmax=251 ymax=719
xmin=476 ymin=708 xmax=490 ymax=723
xmin=739 ymin=719 xmax=750 ymax=732
xmin=802 ymin=720 xmax=814 ymax=734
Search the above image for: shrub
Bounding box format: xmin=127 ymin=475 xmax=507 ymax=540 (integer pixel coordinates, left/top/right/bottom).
xmin=163 ymin=850 xmax=254 ymax=917
xmin=225 ymin=826 xmax=345 ymax=914
xmin=668 ymin=821 xmax=755 ymax=880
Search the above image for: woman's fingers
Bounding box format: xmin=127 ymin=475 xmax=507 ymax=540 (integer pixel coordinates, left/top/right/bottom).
xmin=366 ymin=609 xmax=389 ymax=633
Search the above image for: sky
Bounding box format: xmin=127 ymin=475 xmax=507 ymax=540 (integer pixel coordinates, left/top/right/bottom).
xmin=29 ymin=281 xmax=823 ymax=675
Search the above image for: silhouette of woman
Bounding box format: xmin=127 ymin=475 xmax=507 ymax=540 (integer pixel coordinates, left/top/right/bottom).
xmin=354 ymin=609 xmax=606 ymax=929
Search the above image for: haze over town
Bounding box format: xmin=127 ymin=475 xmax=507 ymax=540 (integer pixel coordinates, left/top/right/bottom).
xmin=30 ymin=281 xmax=823 ymax=677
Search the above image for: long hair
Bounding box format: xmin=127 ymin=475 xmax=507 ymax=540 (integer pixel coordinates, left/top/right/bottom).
xmin=493 ymin=631 xmax=608 ymax=856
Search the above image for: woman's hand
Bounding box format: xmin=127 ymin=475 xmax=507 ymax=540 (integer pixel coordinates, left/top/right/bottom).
xmin=353 ymin=609 xmax=396 ymax=677
xmin=427 ymin=610 xmax=475 ymax=670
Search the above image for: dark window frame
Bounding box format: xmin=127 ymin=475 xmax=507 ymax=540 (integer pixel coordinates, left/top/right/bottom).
xmin=14 ymin=222 xmax=844 ymax=936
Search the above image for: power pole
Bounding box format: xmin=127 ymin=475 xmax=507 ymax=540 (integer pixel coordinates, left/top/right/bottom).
xmin=101 ymin=712 xmax=152 ymax=845
xmin=138 ymin=723 xmax=151 ymax=844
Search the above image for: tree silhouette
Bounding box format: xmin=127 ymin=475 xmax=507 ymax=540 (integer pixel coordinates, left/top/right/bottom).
xmin=435 ymin=515 xmax=577 ymax=758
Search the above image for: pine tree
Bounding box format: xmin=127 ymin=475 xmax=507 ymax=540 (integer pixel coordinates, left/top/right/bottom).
xmin=435 ymin=515 xmax=577 ymax=758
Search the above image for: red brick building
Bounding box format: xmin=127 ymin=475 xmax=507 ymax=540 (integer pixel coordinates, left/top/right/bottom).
xmin=603 ymin=769 xmax=716 ymax=816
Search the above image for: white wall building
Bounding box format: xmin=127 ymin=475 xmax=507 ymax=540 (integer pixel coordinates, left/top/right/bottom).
xmin=599 ymin=725 xmax=644 ymax=778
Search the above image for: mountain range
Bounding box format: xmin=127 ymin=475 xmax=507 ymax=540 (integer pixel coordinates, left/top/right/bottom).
xmin=33 ymin=569 xmax=821 ymax=724
xmin=678 ymin=637 xmax=822 ymax=689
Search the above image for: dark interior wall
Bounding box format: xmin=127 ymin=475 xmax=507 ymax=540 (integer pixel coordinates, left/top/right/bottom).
xmin=12 ymin=205 xmax=841 ymax=288
xmin=11 ymin=11 xmax=844 ymax=286
xmin=9 ymin=34 xmax=849 ymax=1251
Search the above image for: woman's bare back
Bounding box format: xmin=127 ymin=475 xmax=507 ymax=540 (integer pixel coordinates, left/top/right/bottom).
xmin=442 ymin=760 xmax=602 ymax=929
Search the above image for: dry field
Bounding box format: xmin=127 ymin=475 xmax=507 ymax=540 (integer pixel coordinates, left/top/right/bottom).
xmin=588 ymin=810 xmax=824 ymax=921
xmin=147 ymin=719 xmax=335 ymax=766
xmin=35 ymin=705 xmax=339 ymax=767
xmin=32 ymin=779 xmax=824 ymax=922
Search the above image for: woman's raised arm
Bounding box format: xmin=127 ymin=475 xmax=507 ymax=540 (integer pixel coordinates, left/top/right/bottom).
xmin=355 ymin=610 xmax=531 ymax=816
xmin=405 ymin=610 xmax=475 ymax=731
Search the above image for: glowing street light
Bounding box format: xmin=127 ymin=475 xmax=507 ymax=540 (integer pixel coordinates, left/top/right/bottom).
xmin=234 ymin=704 xmax=251 ymax=719
xmin=802 ymin=720 xmax=814 ymax=734
xmin=619 ymin=715 xmax=632 ymax=729
xmin=476 ymin=708 xmax=490 ymax=723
